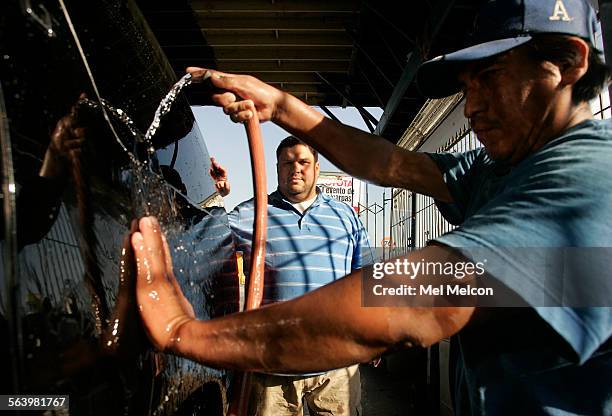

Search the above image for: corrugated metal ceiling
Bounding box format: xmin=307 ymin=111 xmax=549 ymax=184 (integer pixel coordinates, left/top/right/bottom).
xmin=137 ymin=0 xmax=482 ymax=142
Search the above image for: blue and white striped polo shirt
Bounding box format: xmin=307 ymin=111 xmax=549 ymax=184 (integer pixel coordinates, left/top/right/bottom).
xmin=229 ymin=189 xmax=372 ymax=304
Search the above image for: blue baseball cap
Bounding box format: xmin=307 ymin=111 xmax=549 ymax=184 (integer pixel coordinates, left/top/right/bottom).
xmin=416 ymin=0 xmax=599 ymax=98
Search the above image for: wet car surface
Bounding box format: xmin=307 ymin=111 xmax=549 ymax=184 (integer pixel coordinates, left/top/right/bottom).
xmin=1 ymin=0 xmax=237 ymax=414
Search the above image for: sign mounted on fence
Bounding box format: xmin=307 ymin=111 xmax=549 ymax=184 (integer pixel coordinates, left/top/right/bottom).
xmin=317 ymin=172 xmax=361 ymax=213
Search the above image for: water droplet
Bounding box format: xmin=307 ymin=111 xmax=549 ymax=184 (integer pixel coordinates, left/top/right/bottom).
xmin=111 ymin=318 xmax=119 ymax=336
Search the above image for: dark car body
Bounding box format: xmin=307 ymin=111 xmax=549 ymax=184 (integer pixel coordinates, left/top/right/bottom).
xmin=1 ymin=0 xmax=237 ymax=414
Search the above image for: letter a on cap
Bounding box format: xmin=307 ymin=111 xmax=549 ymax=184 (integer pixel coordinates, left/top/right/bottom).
xmin=549 ymin=0 xmax=573 ymax=21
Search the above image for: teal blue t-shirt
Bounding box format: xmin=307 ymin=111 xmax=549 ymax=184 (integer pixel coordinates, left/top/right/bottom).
xmin=428 ymin=119 xmax=612 ymax=415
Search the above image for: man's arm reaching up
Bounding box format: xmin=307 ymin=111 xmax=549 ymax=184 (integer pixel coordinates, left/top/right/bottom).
xmin=188 ymin=68 xmax=453 ymax=203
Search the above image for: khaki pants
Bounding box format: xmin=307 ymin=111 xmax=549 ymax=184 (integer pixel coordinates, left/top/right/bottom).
xmin=248 ymin=365 xmax=361 ymax=416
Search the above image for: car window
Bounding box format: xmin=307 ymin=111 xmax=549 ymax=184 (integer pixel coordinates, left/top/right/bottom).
xmin=0 ymin=2 xmax=232 ymax=414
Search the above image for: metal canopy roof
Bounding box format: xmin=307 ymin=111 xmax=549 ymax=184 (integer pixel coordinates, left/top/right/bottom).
xmin=136 ymin=0 xmax=482 ymax=142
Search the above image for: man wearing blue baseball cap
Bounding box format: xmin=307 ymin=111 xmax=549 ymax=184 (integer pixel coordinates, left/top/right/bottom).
xmin=132 ymin=1 xmax=612 ymax=414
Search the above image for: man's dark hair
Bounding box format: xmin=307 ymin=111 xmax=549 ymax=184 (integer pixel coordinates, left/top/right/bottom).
xmin=276 ymin=136 xmax=318 ymax=162
xmin=525 ymin=35 xmax=611 ymax=104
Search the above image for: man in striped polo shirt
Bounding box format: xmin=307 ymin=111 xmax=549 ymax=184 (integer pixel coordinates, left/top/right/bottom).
xmin=211 ymin=136 xmax=372 ymax=416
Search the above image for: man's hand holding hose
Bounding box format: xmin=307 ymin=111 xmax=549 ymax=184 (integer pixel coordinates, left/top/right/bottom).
xmin=187 ymin=67 xmax=287 ymax=124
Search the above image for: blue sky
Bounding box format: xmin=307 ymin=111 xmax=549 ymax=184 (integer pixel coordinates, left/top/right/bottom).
xmin=192 ymin=105 xmax=392 ymax=246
